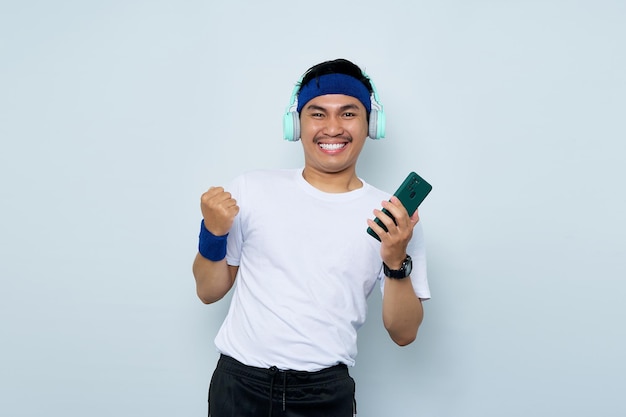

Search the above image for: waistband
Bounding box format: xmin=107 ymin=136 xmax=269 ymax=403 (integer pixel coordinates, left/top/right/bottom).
xmin=216 ymin=354 xmax=349 ymax=385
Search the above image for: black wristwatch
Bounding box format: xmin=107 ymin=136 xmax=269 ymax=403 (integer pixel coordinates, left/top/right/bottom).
xmin=383 ymin=255 xmax=412 ymax=279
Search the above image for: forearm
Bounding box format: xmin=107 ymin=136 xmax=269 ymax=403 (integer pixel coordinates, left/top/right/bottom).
xmin=382 ymin=277 xmax=424 ymax=346
xmin=192 ymin=253 xmax=236 ymax=304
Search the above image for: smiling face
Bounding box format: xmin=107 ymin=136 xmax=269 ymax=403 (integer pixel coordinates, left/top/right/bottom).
xmin=299 ymin=94 xmax=369 ymax=186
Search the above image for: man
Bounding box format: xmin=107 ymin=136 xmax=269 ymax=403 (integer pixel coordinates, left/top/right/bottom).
xmin=193 ymin=58 xmax=430 ymax=416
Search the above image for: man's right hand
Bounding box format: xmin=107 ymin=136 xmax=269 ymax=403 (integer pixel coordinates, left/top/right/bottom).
xmin=200 ymin=187 xmax=239 ymax=236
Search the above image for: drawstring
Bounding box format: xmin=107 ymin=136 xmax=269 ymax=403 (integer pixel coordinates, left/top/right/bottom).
xmin=282 ymin=371 xmax=287 ymax=411
xmin=268 ymin=366 xmax=288 ymax=416
xmin=268 ymin=366 xmax=278 ymax=417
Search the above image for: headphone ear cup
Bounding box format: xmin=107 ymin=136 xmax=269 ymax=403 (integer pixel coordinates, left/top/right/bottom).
xmin=376 ymin=109 xmax=385 ymax=139
xmin=283 ymin=111 xmax=301 ymax=141
xmin=368 ymin=109 xmax=386 ymax=139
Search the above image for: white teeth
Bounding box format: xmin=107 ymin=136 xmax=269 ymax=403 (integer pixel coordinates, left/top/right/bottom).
xmin=319 ymin=143 xmax=345 ymax=150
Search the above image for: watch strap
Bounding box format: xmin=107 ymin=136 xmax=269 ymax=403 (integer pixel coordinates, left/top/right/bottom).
xmin=383 ymin=255 xmax=412 ymax=279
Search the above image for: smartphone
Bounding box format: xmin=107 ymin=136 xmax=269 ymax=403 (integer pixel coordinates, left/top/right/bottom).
xmin=367 ymin=171 xmax=432 ymax=241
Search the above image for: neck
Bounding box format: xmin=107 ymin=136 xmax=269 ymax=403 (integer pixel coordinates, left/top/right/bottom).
xmin=301 ymin=167 xmax=363 ymax=193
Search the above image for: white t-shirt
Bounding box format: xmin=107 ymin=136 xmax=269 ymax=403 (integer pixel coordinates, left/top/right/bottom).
xmin=214 ymin=168 xmax=430 ymax=371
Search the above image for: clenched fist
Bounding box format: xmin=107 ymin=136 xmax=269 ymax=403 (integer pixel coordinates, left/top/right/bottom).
xmin=200 ymin=187 xmax=239 ymax=236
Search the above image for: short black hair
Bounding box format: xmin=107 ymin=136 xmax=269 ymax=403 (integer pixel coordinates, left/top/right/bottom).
xmin=298 ymin=58 xmax=373 ymax=94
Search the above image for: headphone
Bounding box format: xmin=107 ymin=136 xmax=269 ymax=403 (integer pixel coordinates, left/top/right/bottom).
xmin=282 ymin=72 xmax=386 ymax=141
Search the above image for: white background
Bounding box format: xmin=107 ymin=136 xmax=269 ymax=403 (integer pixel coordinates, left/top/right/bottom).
xmin=1 ymin=1 xmax=625 ymax=416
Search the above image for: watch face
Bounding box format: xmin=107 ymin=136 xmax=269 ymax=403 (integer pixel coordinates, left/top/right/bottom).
xmin=403 ymin=258 xmax=412 ymax=276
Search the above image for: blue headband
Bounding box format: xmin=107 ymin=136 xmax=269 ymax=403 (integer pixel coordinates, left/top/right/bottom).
xmin=296 ymin=73 xmax=372 ymax=114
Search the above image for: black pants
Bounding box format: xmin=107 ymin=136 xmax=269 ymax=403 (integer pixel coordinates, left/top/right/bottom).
xmin=208 ymin=355 xmax=356 ymax=417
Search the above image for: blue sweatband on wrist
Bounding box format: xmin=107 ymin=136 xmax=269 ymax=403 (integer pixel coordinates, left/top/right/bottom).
xmin=198 ymin=220 xmax=228 ymax=261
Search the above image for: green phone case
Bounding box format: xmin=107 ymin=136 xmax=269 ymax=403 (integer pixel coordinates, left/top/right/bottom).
xmin=367 ymin=171 xmax=432 ymax=241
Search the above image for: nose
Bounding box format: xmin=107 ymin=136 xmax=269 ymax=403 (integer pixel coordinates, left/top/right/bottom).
xmin=322 ymin=115 xmax=345 ymax=137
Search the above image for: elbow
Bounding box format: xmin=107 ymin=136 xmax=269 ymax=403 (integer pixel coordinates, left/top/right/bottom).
xmin=389 ymin=329 xmax=418 ymax=347
xmin=197 ymin=290 xmax=224 ymax=305
xmin=384 ymin=314 xmax=420 ymax=346
xmin=198 ymin=296 xmax=213 ymax=305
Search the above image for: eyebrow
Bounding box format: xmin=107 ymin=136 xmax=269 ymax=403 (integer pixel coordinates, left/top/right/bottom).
xmin=304 ymin=103 xmax=362 ymax=113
